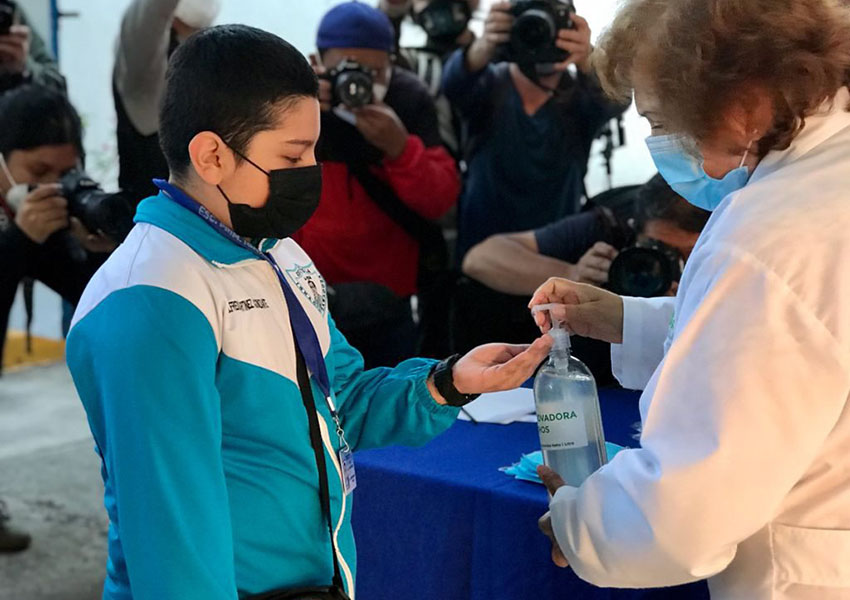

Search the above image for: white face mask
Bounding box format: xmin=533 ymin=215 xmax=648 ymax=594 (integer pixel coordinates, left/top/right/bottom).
xmin=0 ymin=153 xmax=28 ymax=212
xmin=373 ymin=66 xmax=392 ymax=103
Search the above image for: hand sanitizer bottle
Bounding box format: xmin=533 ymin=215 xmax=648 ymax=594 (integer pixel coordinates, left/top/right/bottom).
xmin=532 ymin=304 xmax=607 ymax=487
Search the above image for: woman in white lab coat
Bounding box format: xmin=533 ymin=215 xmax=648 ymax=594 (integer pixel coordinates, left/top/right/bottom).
xmin=528 ymin=0 xmax=850 ymax=598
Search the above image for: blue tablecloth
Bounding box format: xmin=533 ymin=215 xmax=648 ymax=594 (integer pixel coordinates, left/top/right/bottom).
xmin=351 ymin=388 xmax=710 ymax=600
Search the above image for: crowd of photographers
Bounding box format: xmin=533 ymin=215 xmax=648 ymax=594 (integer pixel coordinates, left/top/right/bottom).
xmin=0 ymin=0 xmax=709 ymax=551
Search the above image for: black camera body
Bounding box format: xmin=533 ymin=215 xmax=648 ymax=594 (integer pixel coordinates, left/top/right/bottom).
xmin=327 ymin=60 xmax=374 ymax=110
xmin=60 ymin=170 xmax=136 ymax=243
xmin=0 ymin=0 xmax=16 ymax=35
xmin=506 ymin=0 xmax=575 ymax=65
xmin=415 ymin=0 xmax=472 ymax=43
xmin=591 ymin=197 xmax=684 ymax=298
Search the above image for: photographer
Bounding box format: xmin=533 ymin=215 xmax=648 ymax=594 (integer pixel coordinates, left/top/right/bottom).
xmin=113 ymin=0 xmax=220 ymax=202
xmin=463 ymin=175 xmax=708 ymax=296
xmin=0 ymin=1 xmax=66 ymax=93
xmin=442 ymin=1 xmax=628 ymax=262
xmin=296 ymin=2 xmax=460 ymax=368
xmin=398 ymin=0 xmax=479 ymax=156
xmin=0 ymin=85 xmax=115 ymax=552
xmin=457 ymin=176 xmax=708 ymax=383
xmin=0 ymin=85 xmax=118 ymax=373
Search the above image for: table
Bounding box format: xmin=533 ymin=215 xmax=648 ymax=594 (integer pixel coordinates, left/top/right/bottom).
xmin=351 ymin=388 xmax=710 ymax=600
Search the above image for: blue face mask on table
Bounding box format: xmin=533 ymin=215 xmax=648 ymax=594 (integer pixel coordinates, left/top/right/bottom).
xmin=646 ymin=133 xmax=753 ymax=212
xmin=501 ymin=445 xmax=626 ymax=485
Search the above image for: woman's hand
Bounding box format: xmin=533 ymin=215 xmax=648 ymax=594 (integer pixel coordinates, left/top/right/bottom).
xmin=538 ymin=466 xmax=570 ymax=568
xmin=530 ymin=278 xmax=625 ymax=344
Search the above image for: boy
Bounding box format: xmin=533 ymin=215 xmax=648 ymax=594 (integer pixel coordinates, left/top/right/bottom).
xmin=67 ymin=24 xmax=550 ymax=599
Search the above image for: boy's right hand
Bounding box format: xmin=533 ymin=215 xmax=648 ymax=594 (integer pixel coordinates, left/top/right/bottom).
xmin=14 ymin=184 xmax=69 ymax=244
xmin=530 ymin=278 xmax=625 ymax=344
xmin=466 ymin=2 xmax=513 ymax=72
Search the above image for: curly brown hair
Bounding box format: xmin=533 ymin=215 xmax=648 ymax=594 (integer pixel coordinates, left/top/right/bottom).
xmin=593 ymin=0 xmax=850 ymax=154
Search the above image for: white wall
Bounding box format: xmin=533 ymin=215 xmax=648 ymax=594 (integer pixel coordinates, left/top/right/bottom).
xmin=10 ymin=0 xmax=654 ymax=340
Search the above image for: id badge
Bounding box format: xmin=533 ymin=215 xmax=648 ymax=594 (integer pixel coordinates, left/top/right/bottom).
xmin=339 ymin=447 xmax=357 ymax=496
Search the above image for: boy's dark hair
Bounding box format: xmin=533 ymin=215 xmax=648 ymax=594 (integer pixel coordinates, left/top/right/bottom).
xmin=0 ymin=84 xmax=84 ymax=158
xmin=635 ymin=174 xmax=711 ymax=234
xmin=159 ymin=24 xmax=319 ymax=179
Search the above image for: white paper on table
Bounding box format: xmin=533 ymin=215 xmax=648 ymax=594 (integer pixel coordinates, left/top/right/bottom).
xmin=458 ymin=387 xmax=536 ymax=425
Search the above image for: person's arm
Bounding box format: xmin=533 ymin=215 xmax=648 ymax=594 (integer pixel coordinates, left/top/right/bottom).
xmin=464 ymin=211 xmax=622 ymax=295
xmin=114 ymin=0 xmax=180 ymax=134
xmin=66 ymin=286 xmax=237 ymax=599
xmin=546 ymin=244 xmax=850 ymax=587
xmin=327 ymin=315 xmax=460 ymax=452
xmin=15 ymin=8 xmax=66 ymax=92
xmin=610 ymin=296 xmax=675 ymax=391
xmin=380 ymin=136 xmax=459 ymax=221
xmin=327 ymin=315 xmax=551 ymax=451
xmin=441 ymin=46 xmax=498 ymax=117
xmin=463 ymin=231 xmax=575 ymax=296
xmin=356 ymin=83 xmax=460 ymax=221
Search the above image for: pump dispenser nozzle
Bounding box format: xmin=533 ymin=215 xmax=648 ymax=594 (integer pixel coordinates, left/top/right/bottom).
xmin=531 ymin=303 xmax=571 ymax=353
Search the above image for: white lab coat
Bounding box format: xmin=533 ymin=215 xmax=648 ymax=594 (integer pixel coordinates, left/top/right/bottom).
xmin=549 ymin=87 xmax=850 ymax=600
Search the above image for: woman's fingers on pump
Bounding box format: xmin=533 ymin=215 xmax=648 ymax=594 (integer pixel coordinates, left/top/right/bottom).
xmin=540 ymin=277 xmax=585 ymax=305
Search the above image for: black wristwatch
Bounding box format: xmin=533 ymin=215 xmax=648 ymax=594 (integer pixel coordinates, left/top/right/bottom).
xmin=430 ymin=354 xmax=480 ymax=407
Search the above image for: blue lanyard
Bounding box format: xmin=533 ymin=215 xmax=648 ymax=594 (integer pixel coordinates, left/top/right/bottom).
xmin=153 ymin=180 xmax=341 ymax=423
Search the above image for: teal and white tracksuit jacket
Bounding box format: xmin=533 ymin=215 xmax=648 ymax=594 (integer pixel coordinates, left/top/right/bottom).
xmin=66 ymin=191 xmax=460 ymax=599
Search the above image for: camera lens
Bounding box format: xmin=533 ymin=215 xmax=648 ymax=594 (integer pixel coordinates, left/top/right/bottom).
xmin=512 ymin=9 xmax=556 ymax=51
xmin=61 ymin=170 xmax=136 ymax=243
xmin=335 ymin=70 xmax=373 ymax=109
xmin=608 ymin=242 xmax=682 ymax=298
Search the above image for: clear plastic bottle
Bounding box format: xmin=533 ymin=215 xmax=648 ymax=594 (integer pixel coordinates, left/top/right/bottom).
xmin=532 ymin=305 xmax=607 ymax=487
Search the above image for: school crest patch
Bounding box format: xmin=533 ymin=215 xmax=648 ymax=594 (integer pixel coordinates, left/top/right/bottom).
xmin=285 ymin=262 xmax=327 ymax=316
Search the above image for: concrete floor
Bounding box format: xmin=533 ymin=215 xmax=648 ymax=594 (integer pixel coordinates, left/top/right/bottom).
xmin=0 ymin=363 xmax=107 ymax=600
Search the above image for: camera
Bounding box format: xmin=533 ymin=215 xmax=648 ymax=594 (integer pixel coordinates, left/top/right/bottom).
xmin=327 ymin=60 xmax=374 ymax=109
xmin=507 ymin=0 xmax=575 ymax=64
xmin=415 ymin=0 xmax=472 ymax=42
xmin=60 ymin=170 xmax=137 ymax=243
xmin=607 ymin=239 xmax=683 ymax=298
xmin=0 ymin=0 xmax=16 ymax=35
xmin=592 ymin=197 xmax=684 ymax=298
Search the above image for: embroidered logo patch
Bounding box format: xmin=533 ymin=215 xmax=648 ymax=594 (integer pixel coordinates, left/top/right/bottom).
xmin=285 ymin=263 xmax=327 ymax=316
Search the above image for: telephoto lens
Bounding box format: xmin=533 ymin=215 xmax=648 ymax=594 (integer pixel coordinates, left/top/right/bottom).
xmin=60 ymin=170 xmax=137 ymax=243
xmin=607 ymin=239 xmax=684 ymax=298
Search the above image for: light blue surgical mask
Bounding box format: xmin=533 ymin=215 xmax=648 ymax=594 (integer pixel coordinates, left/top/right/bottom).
xmin=646 ymin=134 xmax=753 ymax=211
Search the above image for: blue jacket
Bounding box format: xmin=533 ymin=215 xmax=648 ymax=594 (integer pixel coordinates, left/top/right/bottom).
xmin=66 ymin=191 xmax=460 ymax=599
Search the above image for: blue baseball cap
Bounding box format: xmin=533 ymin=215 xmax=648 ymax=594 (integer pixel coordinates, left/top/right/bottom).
xmin=316 ymin=1 xmax=395 ymax=53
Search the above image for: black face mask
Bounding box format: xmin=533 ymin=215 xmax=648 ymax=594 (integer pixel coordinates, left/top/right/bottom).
xmin=217 ymin=147 xmax=322 ymax=240
xmin=415 ymin=0 xmax=471 ymax=44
